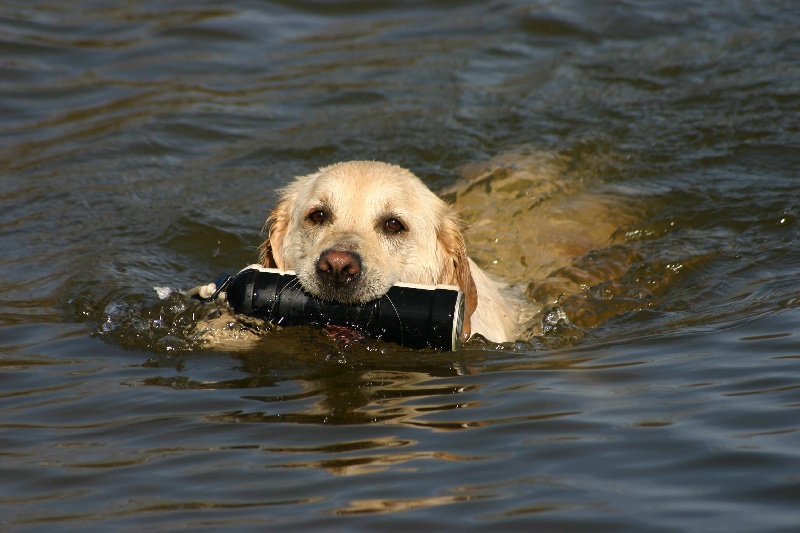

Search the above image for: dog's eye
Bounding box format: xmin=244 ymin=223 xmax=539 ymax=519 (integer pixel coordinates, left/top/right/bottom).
xmin=384 ymin=218 xmax=406 ymax=234
xmin=308 ymin=210 xmax=327 ymax=224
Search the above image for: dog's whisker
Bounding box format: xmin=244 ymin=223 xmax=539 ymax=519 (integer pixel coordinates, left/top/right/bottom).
xmin=382 ymin=294 xmax=403 ymax=346
xmin=312 ymin=295 xmax=329 ymax=323
xmin=276 ymin=276 xmax=301 ymax=300
xmin=356 ymin=299 xmax=377 ymax=330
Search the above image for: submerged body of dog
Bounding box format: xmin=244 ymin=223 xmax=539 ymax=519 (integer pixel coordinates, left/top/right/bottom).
xmin=259 ymin=161 xmax=523 ymax=343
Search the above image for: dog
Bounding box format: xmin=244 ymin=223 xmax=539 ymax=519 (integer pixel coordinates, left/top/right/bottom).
xmin=258 ymin=161 xmax=523 ymax=343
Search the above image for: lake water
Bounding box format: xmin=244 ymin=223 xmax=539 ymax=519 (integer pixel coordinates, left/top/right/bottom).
xmin=2 ymin=1 xmax=799 ymax=531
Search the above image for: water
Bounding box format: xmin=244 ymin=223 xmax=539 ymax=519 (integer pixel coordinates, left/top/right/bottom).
xmin=2 ymin=0 xmax=799 ymax=530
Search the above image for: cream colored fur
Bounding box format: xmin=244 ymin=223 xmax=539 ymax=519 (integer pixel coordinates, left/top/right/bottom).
xmin=259 ymin=161 xmax=522 ymax=343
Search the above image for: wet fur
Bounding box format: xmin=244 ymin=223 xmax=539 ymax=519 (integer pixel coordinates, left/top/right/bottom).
xmin=259 ymin=161 xmax=520 ymax=343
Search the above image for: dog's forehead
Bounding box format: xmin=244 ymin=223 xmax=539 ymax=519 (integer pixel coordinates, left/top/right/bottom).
xmin=311 ymin=167 xmax=423 ymax=209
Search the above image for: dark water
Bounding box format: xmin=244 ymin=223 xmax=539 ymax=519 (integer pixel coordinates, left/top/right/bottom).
xmin=2 ymin=1 xmax=799 ymax=530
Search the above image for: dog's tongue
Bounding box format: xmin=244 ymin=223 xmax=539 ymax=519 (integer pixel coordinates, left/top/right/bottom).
xmin=323 ymin=324 xmax=365 ymax=345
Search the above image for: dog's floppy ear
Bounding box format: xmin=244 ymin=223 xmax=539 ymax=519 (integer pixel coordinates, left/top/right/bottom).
xmin=437 ymin=215 xmax=478 ymax=343
xmin=259 ymin=201 xmax=289 ymax=269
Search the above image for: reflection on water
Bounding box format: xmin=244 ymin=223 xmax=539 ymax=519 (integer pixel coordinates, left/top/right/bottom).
xmin=2 ymin=0 xmax=799 ymax=530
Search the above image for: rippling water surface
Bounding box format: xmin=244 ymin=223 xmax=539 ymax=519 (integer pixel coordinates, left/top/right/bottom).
xmin=2 ymin=1 xmax=799 ymax=531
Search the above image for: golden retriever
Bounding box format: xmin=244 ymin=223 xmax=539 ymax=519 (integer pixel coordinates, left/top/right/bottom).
xmin=258 ymin=161 xmax=523 ymax=343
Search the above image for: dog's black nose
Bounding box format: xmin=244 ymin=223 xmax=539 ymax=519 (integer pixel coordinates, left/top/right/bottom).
xmin=316 ymin=250 xmax=362 ymax=286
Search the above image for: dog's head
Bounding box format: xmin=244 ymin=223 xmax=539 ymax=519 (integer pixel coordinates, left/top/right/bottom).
xmin=260 ymin=161 xmax=477 ymax=339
